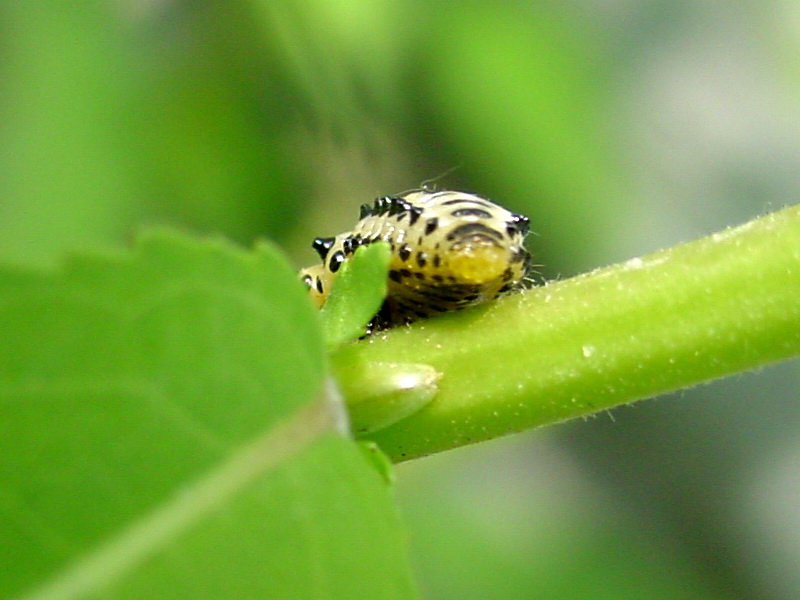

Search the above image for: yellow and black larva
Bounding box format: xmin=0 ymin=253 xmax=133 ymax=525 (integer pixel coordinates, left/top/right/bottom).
xmin=300 ymin=189 xmax=531 ymax=330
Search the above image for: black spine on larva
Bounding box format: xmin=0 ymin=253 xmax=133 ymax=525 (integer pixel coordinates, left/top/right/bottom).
xmin=408 ymin=206 xmax=423 ymax=226
xmin=506 ymin=213 xmax=530 ymax=236
xmin=342 ymin=237 xmax=355 ymax=255
xmin=373 ymin=196 xmax=391 ymax=215
xmin=359 ymin=203 xmax=372 ymax=220
xmin=312 ymin=237 xmax=336 ymax=260
xmin=388 ymin=197 xmax=406 ymax=216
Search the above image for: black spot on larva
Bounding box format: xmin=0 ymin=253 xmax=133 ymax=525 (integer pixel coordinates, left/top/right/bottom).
xmin=359 ymin=203 xmax=372 ymax=219
xmin=388 ymin=270 xmax=402 ymax=283
xmin=408 ymin=206 xmax=423 ymax=226
xmin=446 ymin=223 xmax=503 ymax=242
xmin=417 ymin=236 xmax=424 ymax=246
xmin=414 ymin=272 xmax=425 ymax=280
xmin=398 ymin=244 xmax=411 ymax=261
xmin=315 ymin=277 xmax=324 ymax=294
xmin=424 ymin=218 xmax=439 ymax=235
xmin=498 ymin=283 xmax=513 ymax=294
xmin=425 ymin=291 xmax=462 ymax=302
xmin=416 ymin=252 xmax=427 ymax=267
xmin=432 ymin=274 xmax=444 ymax=283
xmin=396 ymin=296 xmax=427 ymax=310
xmin=516 ymin=214 xmax=530 ymax=235
xmin=432 ymin=254 xmax=441 ymax=268
xmin=399 ymin=269 xmax=411 ymax=278
xmin=312 ymin=237 xmax=336 ymax=260
xmin=441 ymin=198 xmax=493 ymax=208
xmin=342 ymin=237 xmax=354 ymax=255
xmin=450 ymin=208 xmax=493 ymax=219
xmin=501 ymin=267 xmax=514 ymax=282
xmin=302 ymin=274 xmax=313 ymax=288
xmin=510 ymin=247 xmax=528 ymax=263
xmin=507 ymin=213 xmax=530 ymax=236
xmin=373 ymin=196 xmax=391 ymax=215
xmin=329 ymin=250 xmax=346 ymax=273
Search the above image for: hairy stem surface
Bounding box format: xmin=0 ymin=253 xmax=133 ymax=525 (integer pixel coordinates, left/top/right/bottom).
xmin=333 ymin=205 xmax=800 ymax=461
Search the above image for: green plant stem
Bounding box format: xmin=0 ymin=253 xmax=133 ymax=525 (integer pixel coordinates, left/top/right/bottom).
xmin=332 ymin=204 xmax=800 ymax=462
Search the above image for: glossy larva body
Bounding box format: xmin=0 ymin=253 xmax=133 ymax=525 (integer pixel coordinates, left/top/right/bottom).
xmin=300 ymin=189 xmax=531 ymax=330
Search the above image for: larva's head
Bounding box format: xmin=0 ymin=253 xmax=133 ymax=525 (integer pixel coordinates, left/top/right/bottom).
xmin=299 ymin=264 xmax=328 ymax=308
xmin=300 ymin=234 xmax=344 ymax=307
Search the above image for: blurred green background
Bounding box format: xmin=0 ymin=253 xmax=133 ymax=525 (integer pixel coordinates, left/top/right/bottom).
xmin=2 ymin=1 xmax=799 ymax=598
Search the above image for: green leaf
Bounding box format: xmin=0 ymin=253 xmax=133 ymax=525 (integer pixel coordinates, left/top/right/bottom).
xmin=340 ymin=361 xmax=441 ymax=435
xmin=0 ymin=231 xmax=417 ymax=600
xmin=320 ymin=242 xmax=391 ymax=349
xmin=334 ymin=204 xmax=800 ymax=462
xmin=0 ymin=2 xmax=140 ymax=266
xmin=314 ymin=242 xmax=438 ymax=433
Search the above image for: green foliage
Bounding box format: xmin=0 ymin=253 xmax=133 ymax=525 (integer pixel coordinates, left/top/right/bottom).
xmin=319 ymin=242 xmax=391 ymax=349
xmin=316 ymin=242 xmax=441 ymax=434
xmin=425 ymin=2 xmax=627 ymax=268
xmin=340 ymin=360 xmax=441 ymax=435
xmin=2 ymin=1 xmax=798 ymax=598
xmin=399 ymin=450 xmax=731 ymax=600
xmin=0 ymin=232 xmax=416 ymax=600
xmin=313 ymin=242 xmax=441 ymax=434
